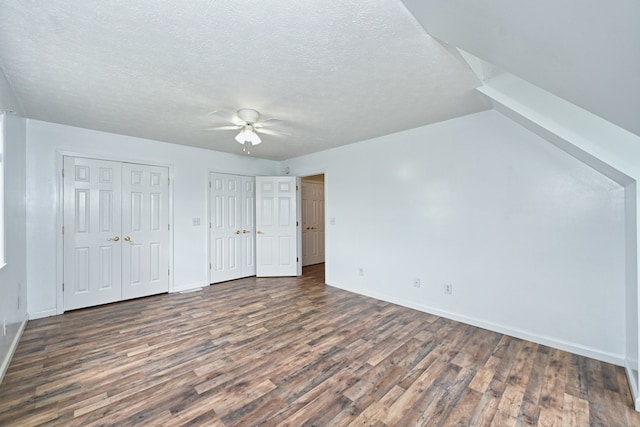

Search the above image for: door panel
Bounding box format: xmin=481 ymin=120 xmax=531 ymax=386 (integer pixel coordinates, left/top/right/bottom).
xmin=256 ymin=176 xmax=300 ymax=277
xmin=63 ymin=157 xmax=122 ymax=311
xmin=121 ymin=163 xmax=170 ymax=300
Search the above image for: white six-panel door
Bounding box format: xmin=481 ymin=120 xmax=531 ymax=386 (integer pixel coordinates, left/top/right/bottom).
xmin=63 ymin=157 xmax=169 ymax=311
xmin=209 ymin=173 xmax=243 ymax=282
xmin=256 ymin=176 xmax=300 ymax=277
xmin=64 ymin=157 xmax=123 ymax=311
xmin=302 ymin=180 xmax=325 ymax=266
xmin=209 ymin=173 xmax=256 ymax=283
xmin=241 ymin=176 xmax=256 ymax=277
xmin=121 ymin=163 xmax=170 ymax=299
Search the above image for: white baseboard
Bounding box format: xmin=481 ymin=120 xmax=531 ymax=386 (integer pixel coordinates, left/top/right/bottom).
xmin=625 ymin=360 xmax=640 ymax=411
xmin=327 ymin=281 xmax=625 ymax=367
xmin=0 ymin=314 xmax=28 ymax=385
xmin=28 ymin=309 xmax=57 ymax=320
xmin=172 ymin=282 xmax=209 ymax=293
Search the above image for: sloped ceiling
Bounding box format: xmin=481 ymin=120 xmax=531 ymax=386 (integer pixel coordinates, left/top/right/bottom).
xmin=0 ymin=0 xmax=489 ymax=160
xmin=402 ymin=0 xmax=640 ymax=138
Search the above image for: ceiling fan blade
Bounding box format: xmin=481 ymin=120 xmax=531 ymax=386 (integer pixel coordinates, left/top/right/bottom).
xmin=255 ymin=117 xmax=283 ymax=126
xmin=255 ymin=128 xmax=290 ymax=137
xmin=204 ymin=125 xmax=242 ymax=131
xmin=208 ymin=110 xmax=244 ymax=126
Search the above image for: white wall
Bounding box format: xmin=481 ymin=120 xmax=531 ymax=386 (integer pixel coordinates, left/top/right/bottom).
xmin=26 ymin=119 xmax=279 ymax=318
xmin=473 ymin=73 xmax=640 ymax=404
xmin=283 ymin=110 xmax=627 ymax=364
xmin=0 ymin=114 xmax=28 ymax=381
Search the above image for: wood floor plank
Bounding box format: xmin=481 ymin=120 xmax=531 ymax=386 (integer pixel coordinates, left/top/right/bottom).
xmin=1 ymin=264 xmax=639 ymax=426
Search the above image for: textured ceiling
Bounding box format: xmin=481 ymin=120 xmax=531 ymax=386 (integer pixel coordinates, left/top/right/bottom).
xmin=0 ymin=0 xmax=489 ymax=160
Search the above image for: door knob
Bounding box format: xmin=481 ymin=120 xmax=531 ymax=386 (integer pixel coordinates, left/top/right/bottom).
xmin=257 ymin=230 xmax=264 ymax=234
xmin=108 ymin=236 xmax=120 ymax=241
xmin=235 ymin=230 xmax=241 ymax=234
xmin=242 ymin=230 xmax=250 ymax=234
xmin=124 ymin=236 xmax=132 ymax=242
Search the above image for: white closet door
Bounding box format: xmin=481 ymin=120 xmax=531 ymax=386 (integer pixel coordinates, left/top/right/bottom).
xmin=241 ymin=176 xmax=256 ymax=277
xmin=121 ymin=163 xmax=170 ymax=300
xmin=63 ymin=157 xmax=122 ymax=311
xmin=209 ymin=173 xmax=243 ymax=283
xmin=256 ymin=176 xmax=300 ymax=277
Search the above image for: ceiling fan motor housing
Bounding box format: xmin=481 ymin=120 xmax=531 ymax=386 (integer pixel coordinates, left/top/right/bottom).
xmin=237 ymin=108 xmax=260 ymax=124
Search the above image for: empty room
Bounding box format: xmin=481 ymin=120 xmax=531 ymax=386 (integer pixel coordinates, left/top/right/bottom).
xmin=1 ymin=1 xmax=639 ymax=425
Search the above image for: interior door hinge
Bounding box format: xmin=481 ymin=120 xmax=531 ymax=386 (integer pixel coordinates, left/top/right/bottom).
xmin=168 ymin=177 xmax=170 ymax=185
xmin=209 ymin=181 xmax=212 ymax=188
xmin=209 ymin=263 xmax=212 ymax=269
xmin=62 ymin=226 xmax=64 ymax=235
xmin=297 ymin=257 xmax=299 ymax=262
xmin=62 ymin=168 xmax=65 ymax=178
xmin=62 ymin=283 xmax=64 ymax=291
xmin=296 ymin=221 xmax=299 ymax=226
xmin=296 ymin=185 xmax=299 ymax=191
xmin=168 ymin=224 xmax=170 ymax=231
xmin=168 ymin=269 xmax=171 ymax=276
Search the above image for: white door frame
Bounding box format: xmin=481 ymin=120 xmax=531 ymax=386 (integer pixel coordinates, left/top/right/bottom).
xmin=55 ymin=150 xmax=174 ymax=315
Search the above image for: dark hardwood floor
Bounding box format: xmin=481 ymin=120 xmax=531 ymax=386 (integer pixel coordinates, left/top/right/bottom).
xmin=1 ymin=264 xmax=638 ymax=426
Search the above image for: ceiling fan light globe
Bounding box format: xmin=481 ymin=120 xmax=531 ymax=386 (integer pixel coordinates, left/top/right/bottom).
xmin=235 ymin=127 xmax=250 ymax=144
xmin=234 ymin=130 xmax=246 ymax=144
xmin=235 ymin=127 xmax=262 ymax=146
xmin=249 ymin=131 xmax=262 ymax=145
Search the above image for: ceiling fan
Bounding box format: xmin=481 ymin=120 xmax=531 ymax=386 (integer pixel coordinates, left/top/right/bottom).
xmin=206 ymin=108 xmax=288 ymax=152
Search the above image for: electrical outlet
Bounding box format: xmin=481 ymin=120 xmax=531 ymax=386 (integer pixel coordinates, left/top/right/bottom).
xmin=358 ymin=267 xmax=364 ymax=276
xmin=444 ymin=283 xmax=453 ymax=295
xmin=413 ymin=277 xmax=421 ymax=288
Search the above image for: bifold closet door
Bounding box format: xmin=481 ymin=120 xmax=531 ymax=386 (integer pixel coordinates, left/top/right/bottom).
xmin=63 ymin=157 xmax=169 ymax=311
xmin=209 ymin=173 xmax=243 ymax=283
xmin=121 ymin=163 xmax=170 ymax=300
xmin=63 ymin=157 xmax=123 ymax=311
xmin=240 ymin=176 xmax=256 ymax=277
xmin=209 ymin=173 xmax=256 ymax=283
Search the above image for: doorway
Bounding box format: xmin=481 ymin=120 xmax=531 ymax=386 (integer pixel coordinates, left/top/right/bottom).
xmin=301 ymin=174 xmax=325 ymax=267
